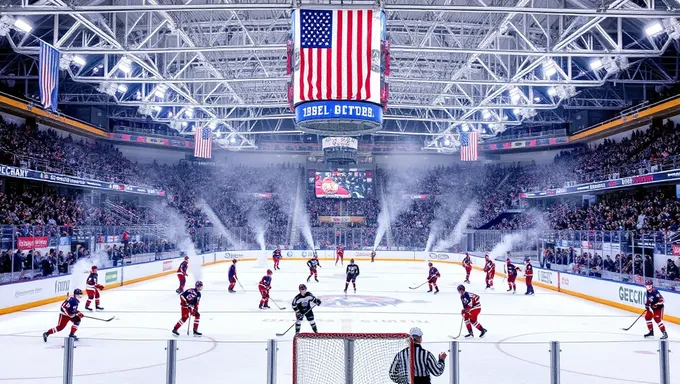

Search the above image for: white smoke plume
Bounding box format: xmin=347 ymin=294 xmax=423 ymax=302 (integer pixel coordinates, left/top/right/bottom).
xmin=433 ymin=201 xmax=479 ymax=252
xmin=373 ymin=170 xmax=420 ymax=250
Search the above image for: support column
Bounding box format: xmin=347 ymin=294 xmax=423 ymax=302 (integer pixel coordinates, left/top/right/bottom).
xmin=449 ymin=341 xmax=459 ymax=384
xmin=344 ymin=338 xmax=355 ymax=384
xmin=166 ymin=339 xmax=178 ymax=384
xmin=62 ymin=337 xmax=75 ymax=384
xmin=550 ymin=341 xmax=561 ymax=384
xmin=659 ymin=339 xmax=670 ymax=384
xmin=267 ymin=339 xmax=278 ymax=384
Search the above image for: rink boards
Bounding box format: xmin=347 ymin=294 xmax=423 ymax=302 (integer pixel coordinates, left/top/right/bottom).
xmin=1 ymin=249 xmax=679 ymax=324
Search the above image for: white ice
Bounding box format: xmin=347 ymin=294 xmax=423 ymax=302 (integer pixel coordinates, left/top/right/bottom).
xmin=0 ymin=260 xmax=678 ymax=384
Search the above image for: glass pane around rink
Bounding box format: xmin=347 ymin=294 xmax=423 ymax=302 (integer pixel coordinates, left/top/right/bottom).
xmin=180 ymin=340 xmax=269 ymax=384
xmin=0 ymin=334 xmax=64 ymax=383
xmin=458 ymin=340 xmax=550 ymax=384
xmin=71 ymin=338 xmax=168 ymax=384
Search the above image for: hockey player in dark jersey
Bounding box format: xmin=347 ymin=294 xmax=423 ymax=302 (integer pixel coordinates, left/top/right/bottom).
xmin=462 ymin=253 xmax=472 ymax=284
xmin=644 ymin=280 xmax=668 ymax=339
xmin=43 ymin=289 xmax=85 ymax=342
xmin=228 ymin=259 xmax=238 ymax=293
xmin=272 ymin=246 xmax=282 ymax=270
xmin=259 ymin=269 xmax=273 ymax=309
xmin=457 ymin=284 xmax=487 ymax=338
xmin=306 ymin=254 xmax=321 ymax=283
xmin=172 ymin=281 xmax=203 ymax=337
xmin=371 ymin=250 xmax=376 ymax=263
xmin=427 ymin=262 xmax=441 ymax=294
xmin=506 ymin=259 xmax=520 ymax=294
xmin=85 ymin=265 xmax=104 ymax=310
xmin=344 ymin=259 xmax=360 ymax=293
xmin=292 ymin=284 xmax=322 ymax=334
xmin=176 ymin=255 xmax=189 ymax=293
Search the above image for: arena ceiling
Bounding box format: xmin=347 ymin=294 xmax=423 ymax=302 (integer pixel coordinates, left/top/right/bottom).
xmin=0 ymin=0 xmax=679 ymax=151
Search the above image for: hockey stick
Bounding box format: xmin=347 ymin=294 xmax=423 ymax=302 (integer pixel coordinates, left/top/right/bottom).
xmin=448 ymin=316 xmax=464 ymax=339
xmin=276 ymin=305 xmax=316 ymax=337
xmin=82 ymin=314 xmax=115 ymax=322
xmin=237 ymin=279 xmax=246 ymax=293
xmin=621 ymin=311 xmax=646 ymax=331
xmin=409 ymin=281 xmax=429 ymax=290
xmin=269 ymin=298 xmax=287 ymax=311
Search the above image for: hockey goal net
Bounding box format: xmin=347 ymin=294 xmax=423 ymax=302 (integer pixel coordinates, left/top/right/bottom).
xmin=293 ymin=332 xmax=414 ymax=384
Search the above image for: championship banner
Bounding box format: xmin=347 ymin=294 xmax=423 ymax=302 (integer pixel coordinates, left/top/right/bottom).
xmin=318 ymin=216 xmax=366 ymax=224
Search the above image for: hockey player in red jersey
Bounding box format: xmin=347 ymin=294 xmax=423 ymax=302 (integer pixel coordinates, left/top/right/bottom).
xmin=524 ymin=258 xmax=534 ymax=295
xmin=307 ymin=254 xmax=321 ymax=282
xmin=457 ymin=285 xmax=487 ymax=338
xmin=483 ymin=254 xmax=495 ymax=290
xmin=371 ymin=250 xmax=376 ymax=263
xmin=176 ymin=255 xmax=189 ymax=293
xmin=272 ymin=246 xmax=282 ymax=270
xmin=259 ymin=270 xmax=273 ymax=309
xmin=427 ymin=262 xmax=441 ymax=294
xmin=85 ymin=265 xmax=104 ymax=311
xmin=335 ymin=244 xmax=344 ymax=266
xmin=644 ymin=280 xmax=668 ymax=339
xmin=172 ymin=281 xmax=203 ymax=337
xmin=506 ymin=259 xmax=520 ymax=294
xmin=43 ymin=289 xmax=85 ymax=342
xmin=228 ymin=259 xmax=238 ymax=293
xmin=462 ymin=253 xmax=472 ymax=284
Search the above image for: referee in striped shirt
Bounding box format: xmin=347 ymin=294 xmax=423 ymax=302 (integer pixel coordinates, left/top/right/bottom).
xmin=389 ymin=327 xmax=446 ymax=384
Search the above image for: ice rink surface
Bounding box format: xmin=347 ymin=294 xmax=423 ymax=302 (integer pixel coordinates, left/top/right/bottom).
xmin=0 ymin=259 xmax=678 ymax=384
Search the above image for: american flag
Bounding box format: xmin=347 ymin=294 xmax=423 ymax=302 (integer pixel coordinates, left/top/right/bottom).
xmin=460 ymin=131 xmax=479 ymax=161
xmin=194 ymin=126 xmax=212 ymax=159
xmin=293 ymin=9 xmax=381 ymax=105
xmin=39 ymin=41 xmax=60 ymax=112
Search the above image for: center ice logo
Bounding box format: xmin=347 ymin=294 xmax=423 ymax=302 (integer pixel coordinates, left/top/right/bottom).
xmin=317 ymin=295 xmax=428 ymax=308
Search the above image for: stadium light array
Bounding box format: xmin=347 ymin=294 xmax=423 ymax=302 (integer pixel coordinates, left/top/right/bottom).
xmin=509 ymin=87 xmax=523 ymax=103
xmin=72 ymin=56 xmax=86 ymax=66
xmin=461 ymin=124 xmax=470 ymax=132
xmin=118 ymin=57 xmax=132 ymax=74
xmin=152 ymin=105 xmax=162 ymax=112
xmin=589 ymin=59 xmax=603 ymax=71
xmin=543 ymin=60 xmax=557 ymax=78
xmin=13 ymin=19 xmax=32 ymax=33
xmin=645 ymin=22 xmax=664 ymax=36
xmin=443 ymin=138 xmax=451 ymax=146
xmin=513 ymin=108 xmax=521 ymax=115
xmin=547 ymin=87 xmax=557 ymax=96
xmin=117 ymin=84 xmax=128 ymax=93
xmin=154 ymin=84 xmax=168 ymax=98
xmin=482 ymin=109 xmax=492 ymax=120
xmin=185 ymin=107 xmax=194 ymax=118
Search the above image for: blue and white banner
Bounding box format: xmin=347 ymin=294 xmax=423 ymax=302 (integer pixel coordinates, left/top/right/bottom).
xmin=295 ymin=100 xmax=383 ymax=125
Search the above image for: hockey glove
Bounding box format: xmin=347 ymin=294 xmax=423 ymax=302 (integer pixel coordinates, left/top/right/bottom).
xmin=77 ymin=312 xmax=84 ymax=319
xmin=96 ymin=284 xmax=104 ymax=290
xmin=314 ymin=299 xmax=322 ymax=306
xmin=296 ymin=312 xmax=304 ymax=321
xmin=646 ymin=306 xmax=652 ymax=312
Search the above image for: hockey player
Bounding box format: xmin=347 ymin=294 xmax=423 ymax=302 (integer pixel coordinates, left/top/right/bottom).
xmin=307 ymin=254 xmax=321 ymax=282
xmin=524 ymin=258 xmax=534 ymax=295
xmin=462 ymin=253 xmax=472 ymax=284
xmin=272 ymin=246 xmax=282 ymax=270
xmin=371 ymin=250 xmax=376 ymax=263
xmin=644 ymin=280 xmax=668 ymax=339
xmin=172 ymin=281 xmax=203 ymax=337
xmin=85 ymin=265 xmax=104 ymax=311
xmin=427 ymin=262 xmax=441 ymax=294
xmin=335 ymin=244 xmax=344 ymax=266
xmin=506 ymin=259 xmax=519 ymax=294
xmin=228 ymin=259 xmax=238 ymax=293
xmin=176 ymin=255 xmax=189 ymax=293
xmin=344 ymin=259 xmax=360 ymax=293
xmin=483 ymin=254 xmax=495 ymax=290
xmin=259 ymin=269 xmax=273 ymax=309
xmin=457 ymin=284 xmax=487 ymax=339
xmin=292 ymin=284 xmax=322 ymax=334
xmin=43 ymin=289 xmax=85 ymax=342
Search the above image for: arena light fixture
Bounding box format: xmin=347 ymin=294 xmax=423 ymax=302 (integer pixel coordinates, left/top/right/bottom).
xmin=533 ymin=96 xmax=541 ymax=102
xmin=645 ymin=22 xmax=664 ymax=36
xmin=513 ymin=108 xmax=521 ymax=115
xmin=185 ymin=107 xmax=194 ymax=118
xmin=547 ymin=87 xmax=557 ymax=96
xmin=230 ymin=136 xmax=237 ymax=144
xmin=153 ymin=105 xmax=162 ymax=112
xmin=543 ymin=60 xmax=557 ymax=78
xmin=443 ymin=138 xmax=451 ymax=146
xmin=662 ymin=18 xmax=680 ymax=40
xmin=461 ymin=124 xmax=470 ymax=132
xmin=154 ymin=84 xmax=168 ymax=98
xmin=117 ymin=84 xmax=128 ymax=93
xmin=118 ymin=57 xmax=132 ymax=74
xmin=482 ymin=109 xmax=492 ymax=120
xmin=182 ymin=121 xmax=188 ymax=128
xmin=589 ymin=59 xmax=603 ymax=71
xmin=13 ymin=19 xmax=32 ymax=33
xmin=208 ymin=120 xmax=219 ymax=129
xmin=72 ymin=55 xmax=86 ymax=66
xmin=509 ymin=87 xmax=522 ymax=103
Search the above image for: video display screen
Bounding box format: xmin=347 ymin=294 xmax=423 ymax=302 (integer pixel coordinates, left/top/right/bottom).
xmin=312 ymin=170 xmax=373 ymax=199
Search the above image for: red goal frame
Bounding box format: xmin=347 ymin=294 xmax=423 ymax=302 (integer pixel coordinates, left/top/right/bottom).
xmin=292 ymin=332 xmax=415 ymax=384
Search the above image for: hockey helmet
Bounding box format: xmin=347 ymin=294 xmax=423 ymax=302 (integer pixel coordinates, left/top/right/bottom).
xmin=232 ymin=258 xmax=238 ymax=263
xmin=485 ymin=254 xmax=490 ymax=259
xmin=457 ymin=284 xmax=465 ymax=293
xmin=428 ymin=262 xmax=433 ymax=267
xmin=184 ymin=256 xmax=189 ymax=261
xmin=524 ymin=258 xmax=531 ymax=264
xmin=506 ymin=258 xmax=511 ymax=264
xmin=195 ymin=281 xmax=204 ymax=291
xmin=645 ymin=279 xmax=654 ymax=290
xmin=267 ymin=269 xmax=273 ymax=275
xmin=313 ymin=253 xmax=318 ymax=259
xmin=299 ymin=284 xmax=307 ymax=291
xmin=73 ymin=288 xmax=83 ymax=297
xmin=91 ymin=265 xmax=98 ymax=272
xmin=350 ymin=258 xmax=355 ymax=264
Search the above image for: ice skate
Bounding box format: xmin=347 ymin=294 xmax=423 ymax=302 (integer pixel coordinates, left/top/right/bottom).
xmin=42 ymin=332 xmax=49 ymax=342
xmin=661 ymin=331 xmax=669 ymax=340
xmin=464 ymin=332 xmax=474 ymax=338
xmin=175 ymin=288 xmax=182 ymax=294
xmin=479 ymin=329 xmax=487 ymax=338
xmin=172 ymin=329 xmax=180 ymax=336
xmin=644 ymin=330 xmax=654 ymax=338
xmin=193 ymin=330 xmax=202 ymax=337
xmin=68 ymin=334 xmax=79 ymax=341
xmin=96 ymin=306 xmax=104 ymax=311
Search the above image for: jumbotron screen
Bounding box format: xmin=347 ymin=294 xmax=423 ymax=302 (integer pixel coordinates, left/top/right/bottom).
xmin=313 ymin=170 xmax=373 ymax=199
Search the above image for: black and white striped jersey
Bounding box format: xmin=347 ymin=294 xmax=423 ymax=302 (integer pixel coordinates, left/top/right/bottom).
xmin=389 ymin=343 xmax=445 ymax=384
